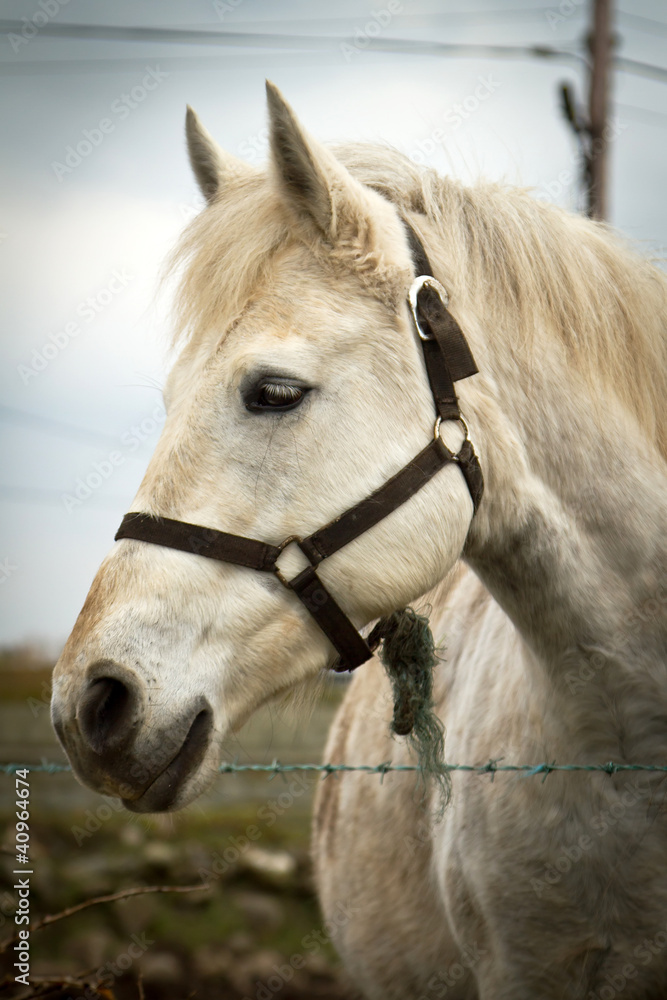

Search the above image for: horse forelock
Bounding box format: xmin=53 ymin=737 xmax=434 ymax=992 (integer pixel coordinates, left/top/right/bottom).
xmin=165 ymin=169 xmax=409 ymax=357
xmin=164 ymin=175 xmax=287 ymax=351
xmin=166 ymin=142 xmax=667 ymax=459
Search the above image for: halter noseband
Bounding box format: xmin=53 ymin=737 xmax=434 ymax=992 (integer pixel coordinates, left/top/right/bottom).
xmin=114 ymin=223 xmax=484 ymax=672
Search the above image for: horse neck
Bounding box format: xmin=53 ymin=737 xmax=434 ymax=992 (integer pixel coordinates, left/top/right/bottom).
xmin=461 ymin=326 xmax=667 ymax=757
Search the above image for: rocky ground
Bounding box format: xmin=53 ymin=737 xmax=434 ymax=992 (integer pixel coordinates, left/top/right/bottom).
xmin=0 ymin=801 xmax=359 ymax=1000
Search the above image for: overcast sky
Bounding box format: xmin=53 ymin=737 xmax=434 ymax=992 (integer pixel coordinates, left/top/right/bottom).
xmin=1 ymin=0 xmax=665 ymax=650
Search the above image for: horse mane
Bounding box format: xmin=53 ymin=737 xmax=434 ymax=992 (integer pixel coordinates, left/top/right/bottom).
xmin=167 ymin=143 xmax=667 ymax=460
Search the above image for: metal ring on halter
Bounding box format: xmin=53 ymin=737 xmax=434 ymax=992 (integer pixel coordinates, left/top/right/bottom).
xmin=408 ymin=275 xmax=450 ymax=342
xmin=434 ymin=415 xmax=471 ymax=444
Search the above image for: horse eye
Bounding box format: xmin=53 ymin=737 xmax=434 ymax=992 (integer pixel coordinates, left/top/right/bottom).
xmin=245 ymin=379 xmax=307 ymax=412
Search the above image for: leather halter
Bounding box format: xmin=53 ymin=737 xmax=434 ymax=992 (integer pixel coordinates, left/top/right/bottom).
xmin=114 ymin=223 xmax=484 ymax=672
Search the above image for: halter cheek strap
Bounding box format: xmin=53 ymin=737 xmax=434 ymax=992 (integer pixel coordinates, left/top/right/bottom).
xmin=114 ymin=222 xmax=484 ymax=672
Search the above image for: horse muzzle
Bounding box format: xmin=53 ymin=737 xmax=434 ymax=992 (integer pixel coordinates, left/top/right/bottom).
xmin=51 ymin=660 xmax=214 ymax=812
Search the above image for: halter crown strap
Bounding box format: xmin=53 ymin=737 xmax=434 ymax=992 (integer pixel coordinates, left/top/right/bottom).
xmin=404 ymin=222 xmax=478 ymax=423
xmin=114 ymin=222 xmax=483 ymax=672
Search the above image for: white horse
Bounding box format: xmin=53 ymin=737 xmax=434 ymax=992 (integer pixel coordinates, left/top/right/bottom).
xmin=51 ymin=84 xmax=667 ymax=999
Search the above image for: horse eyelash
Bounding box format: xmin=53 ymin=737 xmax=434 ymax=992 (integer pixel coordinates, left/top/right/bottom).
xmin=262 ymin=383 xmax=302 ymax=405
xmin=244 ymin=378 xmax=309 ymax=412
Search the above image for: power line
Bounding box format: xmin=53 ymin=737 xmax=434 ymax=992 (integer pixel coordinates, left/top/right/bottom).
xmin=617 ymin=102 xmax=667 ymax=129
xmin=0 ymin=19 xmax=565 ymax=47
xmin=205 ymin=8 xmax=580 ymax=30
xmin=616 ymin=11 xmax=667 ymax=36
xmin=0 ymin=48 xmax=589 ymax=79
xmin=615 ymin=55 xmax=667 ymax=83
xmin=211 ymin=7 xmax=666 ymax=32
xmin=0 ymin=20 xmax=584 ymax=60
xmin=1 ymin=21 xmax=665 ymax=84
xmin=0 ymin=40 xmax=589 ymax=79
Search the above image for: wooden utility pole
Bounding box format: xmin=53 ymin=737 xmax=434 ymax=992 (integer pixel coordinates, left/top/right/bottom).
xmin=587 ymin=0 xmax=613 ymax=219
xmin=559 ymin=0 xmax=613 ymax=220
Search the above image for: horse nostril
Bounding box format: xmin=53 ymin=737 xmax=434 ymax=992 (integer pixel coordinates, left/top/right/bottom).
xmin=78 ymin=674 xmax=139 ymax=755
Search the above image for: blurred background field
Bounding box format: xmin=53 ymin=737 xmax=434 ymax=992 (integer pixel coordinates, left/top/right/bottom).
xmin=0 ymin=647 xmax=356 ymax=999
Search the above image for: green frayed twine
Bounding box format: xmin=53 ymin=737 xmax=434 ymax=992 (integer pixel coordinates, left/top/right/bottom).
xmin=373 ymin=607 xmax=451 ymax=810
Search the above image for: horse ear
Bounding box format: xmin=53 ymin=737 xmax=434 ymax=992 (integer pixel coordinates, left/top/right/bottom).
xmin=185 ymin=106 xmax=252 ymax=203
xmin=265 ymin=81 xmax=369 ymax=242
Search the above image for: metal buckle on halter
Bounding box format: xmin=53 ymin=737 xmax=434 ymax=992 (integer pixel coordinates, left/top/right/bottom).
xmin=273 ymin=535 xmax=310 ymax=588
xmin=408 ymin=275 xmax=450 ymax=341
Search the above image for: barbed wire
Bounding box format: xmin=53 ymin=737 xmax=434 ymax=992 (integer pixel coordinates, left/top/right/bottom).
xmin=2 ymin=760 xmax=667 ymax=781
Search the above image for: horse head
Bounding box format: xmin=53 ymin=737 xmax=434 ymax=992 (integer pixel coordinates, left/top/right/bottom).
xmin=50 ymin=84 xmax=478 ymax=812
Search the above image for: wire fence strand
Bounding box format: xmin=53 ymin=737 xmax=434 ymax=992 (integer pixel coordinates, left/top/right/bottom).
xmin=2 ymin=760 xmax=667 ymax=779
